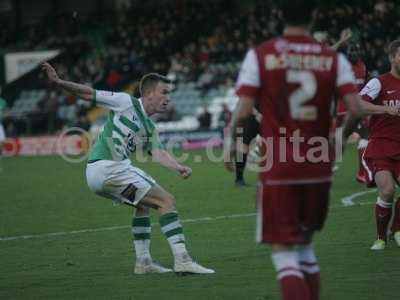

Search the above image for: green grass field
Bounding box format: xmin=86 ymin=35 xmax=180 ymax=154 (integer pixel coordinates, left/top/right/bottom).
xmin=1 ymin=146 xmax=399 ymax=300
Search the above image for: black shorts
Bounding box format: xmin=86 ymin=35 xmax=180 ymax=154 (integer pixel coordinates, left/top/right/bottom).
xmin=355 ymin=121 xmax=368 ymax=139
xmin=241 ymin=115 xmax=259 ymax=145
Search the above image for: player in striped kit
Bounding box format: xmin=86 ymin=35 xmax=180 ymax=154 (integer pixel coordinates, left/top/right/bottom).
xmin=41 ymin=62 xmax=214 ymax=275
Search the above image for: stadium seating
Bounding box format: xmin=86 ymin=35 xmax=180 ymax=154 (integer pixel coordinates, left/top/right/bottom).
xmin=9 ymin=90 xmax=45 ymax=115
xmin=3 ymin=0 xmax=399 ymax=137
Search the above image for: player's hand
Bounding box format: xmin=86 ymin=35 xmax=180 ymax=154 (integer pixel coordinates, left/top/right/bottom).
xmin=339 ymin=28 xmax=352 ymax=44
xmin=177 ymin=165 xmax=192 ymax=179
xmin=224 ymin=160 xmax=234 ymax=172
xmin=41 ymin=62 xmax=60 ymax=84
xmin=223 ymin=144 xmax=236 ymax=173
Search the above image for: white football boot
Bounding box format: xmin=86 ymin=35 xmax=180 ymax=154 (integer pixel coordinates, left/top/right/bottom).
xmin=134 ymin=257 xmax=172 ymax=274
xmin=174 ymin=254 xmax=215 ymax=275
xmin=370 ymin=239 xmax=386 ymax=250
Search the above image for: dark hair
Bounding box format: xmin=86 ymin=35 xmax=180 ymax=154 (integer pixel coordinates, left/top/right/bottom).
xmin=281 ymin=0 xmax=316 ymax=26
xmin=388 ymin=40 xmax=400 ymax=59
xmin=139 ymin=73 xmax=171 ymax=96
xmin=347 ymin=42 xmax=362 ymax=64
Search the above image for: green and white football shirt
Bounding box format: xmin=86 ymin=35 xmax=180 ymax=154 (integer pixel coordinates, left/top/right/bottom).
xmin=88 ymin=90 xmax=161 ymax=162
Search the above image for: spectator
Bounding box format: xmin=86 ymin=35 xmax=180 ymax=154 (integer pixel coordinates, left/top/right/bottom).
xmin=218 ymin=103 xmax=232 ymax=129
xmin=73 ymin=115 xmax=91 ymax=132
xmin=196 ymin=63 xmax=216 ymax=95
xmin=106 ymin=69 xmax=122 ymax=89
xmin=197 ymin=105 xmax=212 ymax=130
xmin=156 ymin=104 xmax=180 ymax=122
xmin=39 ymin=91 xmax=59 ymax=133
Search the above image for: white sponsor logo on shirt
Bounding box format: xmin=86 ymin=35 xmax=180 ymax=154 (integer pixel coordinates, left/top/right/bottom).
xmin=383 ymin=99 xmax=400 ymax=106
xmin=387 ymin=90 xmax=396 ymax=94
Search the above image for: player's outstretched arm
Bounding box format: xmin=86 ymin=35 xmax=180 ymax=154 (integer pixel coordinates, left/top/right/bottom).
xmin=341 ymin=93 xmax=363 ymax=144
xmin=331 ymin=28 xmax=352 ymax=51
xmin=360 ymin=100 xmax=400 ymax=115
xmin=41 ymin=62 xmax=94 ymax=101
xmin=151 ymin=148 xmax=192 ymax=179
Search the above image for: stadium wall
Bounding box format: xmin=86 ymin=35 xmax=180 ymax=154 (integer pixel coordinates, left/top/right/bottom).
xmin=2 ymin=130 xmax=224 ymax=157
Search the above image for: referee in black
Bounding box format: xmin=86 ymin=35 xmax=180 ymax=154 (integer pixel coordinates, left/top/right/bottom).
xmin=234 ymin=108 xmax=260 ymax=186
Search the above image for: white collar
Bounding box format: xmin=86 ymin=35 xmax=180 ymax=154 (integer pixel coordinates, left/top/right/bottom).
xmin=137 ymin=98 xmax=148 ymax=117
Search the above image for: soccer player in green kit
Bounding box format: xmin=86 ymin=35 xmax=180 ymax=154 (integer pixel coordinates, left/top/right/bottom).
xmin=42 ymin=62 xmax=214 ymax=275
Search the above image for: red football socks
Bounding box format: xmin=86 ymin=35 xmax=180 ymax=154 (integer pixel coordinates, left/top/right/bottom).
xmin=375 ymin=198 xmax=393 ymax=240
xmin=298 ymin=244 xmax=320 ymax=300
xmin=279 ymin=274 xmax=310 ymax=300
xmin=272 ymin=251 xmax=311 ymax=300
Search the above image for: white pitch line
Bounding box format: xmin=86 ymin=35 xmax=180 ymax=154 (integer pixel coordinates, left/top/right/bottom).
xmin=0 ymin=225 xmax=130 ymax=242
xmin=0 ymin=196 xmax=375 ymax=242
xmin=341 ymin=189 xmax=377 ymax=207
xmin=0 ymin=213 xmax=257 ymax=242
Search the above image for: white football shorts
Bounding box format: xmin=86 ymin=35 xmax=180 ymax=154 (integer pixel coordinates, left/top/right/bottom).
xmin=0 ymin=123 xmax=5 ymax=142
xmin=86 ymin=159 xmax=156 ymax=206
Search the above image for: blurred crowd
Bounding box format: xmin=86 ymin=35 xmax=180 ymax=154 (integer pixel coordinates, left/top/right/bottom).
xmin=3 ymin=2 xmax=227 ymax=89
xmin=1 ymin=0 xmax=400 ymax=136
xmin=167 ymin=2 xmax=283 ymax=85
xmin=168 ymin=0 xmax=400 ymax=86
xmin=314 ymin=0 xmax=400 ymax=75
xmin=2 ymin=1 xmax=227 ymax=135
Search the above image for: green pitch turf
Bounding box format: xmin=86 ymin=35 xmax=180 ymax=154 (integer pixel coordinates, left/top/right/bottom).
xmin=0 ymin=146 xmax=399 ymax=300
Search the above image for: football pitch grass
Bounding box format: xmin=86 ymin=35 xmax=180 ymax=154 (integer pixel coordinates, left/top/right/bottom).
xmin=1 ymin=146 xmax=399 ymax=300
